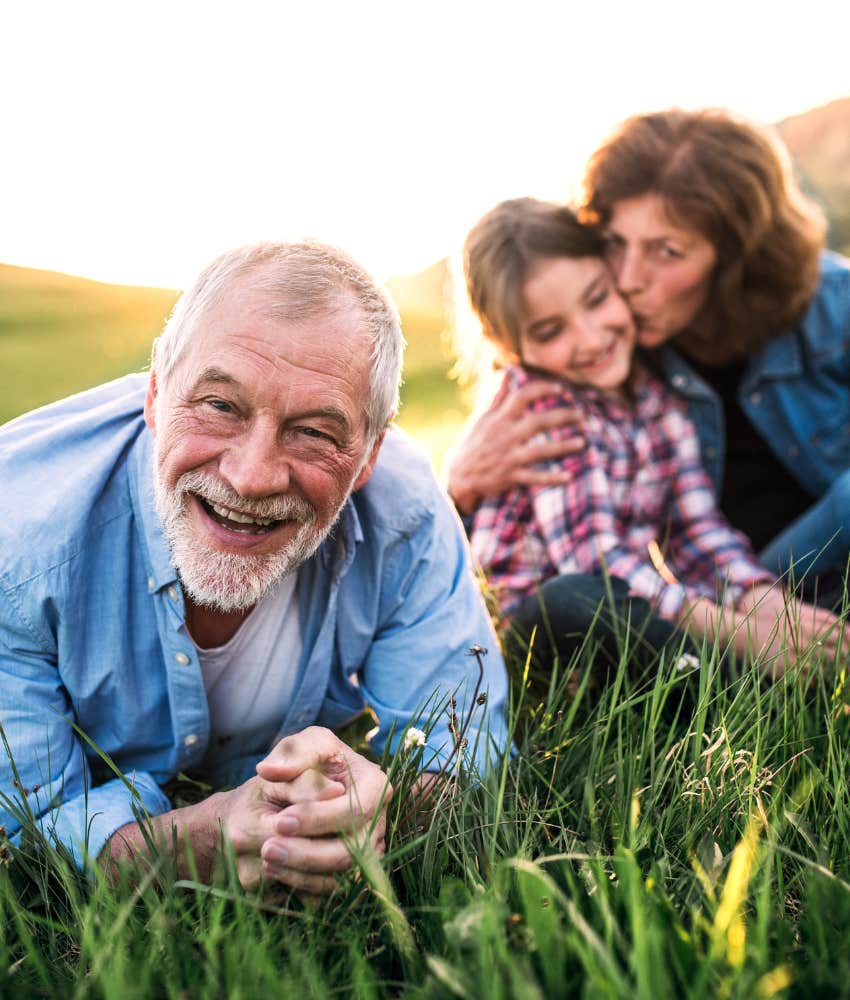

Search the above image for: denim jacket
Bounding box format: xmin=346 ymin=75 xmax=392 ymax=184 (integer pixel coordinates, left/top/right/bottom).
xmin=0 ymin=376 xmax=508 ymax=869
xmin=654 ymin=251 xmax=850 ymax=498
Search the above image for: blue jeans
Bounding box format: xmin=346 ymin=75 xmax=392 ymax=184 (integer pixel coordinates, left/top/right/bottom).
xmin=508 ymin=574 xmax=697 ymax=672
xmin=759 ymin=470 xmax=850 ymax=599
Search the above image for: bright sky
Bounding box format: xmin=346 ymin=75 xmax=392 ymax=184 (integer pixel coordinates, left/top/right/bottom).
xmin=2 ymin=0 xmax=849 ymax=289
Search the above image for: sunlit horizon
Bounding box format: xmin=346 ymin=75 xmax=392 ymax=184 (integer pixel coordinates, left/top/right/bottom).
xmin=2 ymin=1 xmax=849 ymax=290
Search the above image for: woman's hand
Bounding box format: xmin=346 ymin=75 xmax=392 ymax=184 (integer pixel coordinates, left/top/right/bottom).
xmin=680 ymin=584 xmax=847 ymax=679
xmin=733 ymin=583 xmax=846 ymax=678
xmin=446 ymin=380 xmax=585 ymax=515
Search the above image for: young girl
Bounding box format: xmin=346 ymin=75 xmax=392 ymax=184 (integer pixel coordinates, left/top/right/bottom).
xmin=464 ymin=197 xmax=843 ymax=674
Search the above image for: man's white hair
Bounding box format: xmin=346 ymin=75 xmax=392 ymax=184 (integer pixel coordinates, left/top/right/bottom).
xmin=153 ymin=241 xmax=405 ymax=445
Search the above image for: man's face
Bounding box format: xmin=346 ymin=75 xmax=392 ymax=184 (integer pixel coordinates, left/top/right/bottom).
xmin=144 ymin=278 xmax=382 ymax=612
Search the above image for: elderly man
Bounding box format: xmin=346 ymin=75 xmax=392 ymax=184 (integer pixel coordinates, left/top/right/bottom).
xmin=0 ymin=241 xmax=509 ymax=892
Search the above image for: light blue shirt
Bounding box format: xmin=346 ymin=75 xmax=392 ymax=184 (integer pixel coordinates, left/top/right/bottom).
xmin=0 ymin=375 xmax=509 ymax=869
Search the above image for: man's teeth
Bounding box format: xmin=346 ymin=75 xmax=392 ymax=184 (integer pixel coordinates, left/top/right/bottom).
xmin=209 ymin=501 xmax=274 ymax=527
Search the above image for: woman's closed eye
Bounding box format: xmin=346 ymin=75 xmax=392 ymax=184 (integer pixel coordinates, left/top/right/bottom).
xmin=657 ymin=243 xmax=684 ymax=260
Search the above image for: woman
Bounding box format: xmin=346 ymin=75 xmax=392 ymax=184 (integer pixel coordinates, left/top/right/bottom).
xmin=449 ymin=108 xmax=850 ymax=602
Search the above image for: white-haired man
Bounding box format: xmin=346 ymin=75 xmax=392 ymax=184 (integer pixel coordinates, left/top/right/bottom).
xmin=0 ymin=242 xmax=509 ymax=892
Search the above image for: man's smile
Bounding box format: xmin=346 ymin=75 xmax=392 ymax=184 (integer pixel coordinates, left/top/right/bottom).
xmin=195 ymin=494 xmax=283 ymax=534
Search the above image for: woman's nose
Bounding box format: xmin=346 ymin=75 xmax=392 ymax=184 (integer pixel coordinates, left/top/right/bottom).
xmin=614 ymin=248 xmax=647 ymax=296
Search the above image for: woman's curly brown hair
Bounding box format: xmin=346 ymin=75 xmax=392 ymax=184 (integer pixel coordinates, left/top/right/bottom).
xmin=580 ymin=108 xmax=826 ymax=357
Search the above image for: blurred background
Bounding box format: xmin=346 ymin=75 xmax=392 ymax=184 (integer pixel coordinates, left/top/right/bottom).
xmin=2 ymin=0 xmax=849 ymax=471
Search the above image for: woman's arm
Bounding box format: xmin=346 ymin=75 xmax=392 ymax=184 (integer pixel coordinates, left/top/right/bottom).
xmin=680 ymin=585 xmax=846 ymax=677
xmin=446 ymin=379 xmax=585 ymax=515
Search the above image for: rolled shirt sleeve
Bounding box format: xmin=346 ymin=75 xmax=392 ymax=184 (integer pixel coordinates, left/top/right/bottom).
xmin=358 ymin=495 xmax=510 ymax=775
xmin=0 ymin=620 xmax=170 ymax=871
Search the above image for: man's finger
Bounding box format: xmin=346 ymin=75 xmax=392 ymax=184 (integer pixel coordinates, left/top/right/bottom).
xmin=277 ymin=793 xmax=390 ymax=839
xmin=236 ymin=855 xmax=263 ymax=890
xmin=262 ymin=834 xmax=356 ymax=876
xmin=260 ymin=768 xmax=346 ymax=806
xmin=256 ymin=728 xmax=348 ymax=782
xmin=262 ymin=865 xmax=340 ymax=896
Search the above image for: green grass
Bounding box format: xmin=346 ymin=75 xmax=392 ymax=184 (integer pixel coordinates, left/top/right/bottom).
xmin=0 ymin=264 xmax=179 ymax=425
xmin=4 ymin=262 xmax=850 ymax=996
xmin=4 ymin=628 xmax=850 ymax=997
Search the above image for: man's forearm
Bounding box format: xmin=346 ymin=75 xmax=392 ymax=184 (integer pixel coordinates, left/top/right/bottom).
xmin=101 ymin=791 xmax=229 ymax=883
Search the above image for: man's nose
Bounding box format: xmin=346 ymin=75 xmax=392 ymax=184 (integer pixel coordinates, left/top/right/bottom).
xmin=219 ymin=420 xmax=291 ymax=499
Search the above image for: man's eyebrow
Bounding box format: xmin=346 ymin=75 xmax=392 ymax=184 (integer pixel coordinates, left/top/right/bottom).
xmin=194 ymin=367 xmax=239 ymax=388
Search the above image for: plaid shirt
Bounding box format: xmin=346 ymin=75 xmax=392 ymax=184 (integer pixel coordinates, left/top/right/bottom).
xmin=470 ymin=364 xmax=774 ymax=619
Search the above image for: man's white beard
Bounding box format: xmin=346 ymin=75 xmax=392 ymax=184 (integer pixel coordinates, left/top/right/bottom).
xmin=153 ymin=465 xmax=335 ymax=613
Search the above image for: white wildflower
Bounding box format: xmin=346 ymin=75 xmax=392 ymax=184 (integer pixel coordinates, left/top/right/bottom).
xmin=404 ymin=727 xmax=427 ymax=750
xmin=675 ymin=652 xmax=701 ymax=673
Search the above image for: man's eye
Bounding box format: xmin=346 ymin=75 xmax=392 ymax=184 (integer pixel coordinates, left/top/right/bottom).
xmin=208 ymin=399 xmax=234 ymax=414
xmin=299 ymin=427 xmax=332 ymax=442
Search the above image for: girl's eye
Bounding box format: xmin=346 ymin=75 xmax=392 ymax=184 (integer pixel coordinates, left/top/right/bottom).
xmin=659 ymin=244 xmax=684 ymax=260
xmin=588 ymin=287 xmax=609 ymax=308
xmin=531 ymin=324 xmax=562 ymax=343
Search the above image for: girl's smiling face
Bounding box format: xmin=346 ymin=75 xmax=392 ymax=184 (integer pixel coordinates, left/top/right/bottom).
xmin=518 ymin=255 xmax=636 ymax=394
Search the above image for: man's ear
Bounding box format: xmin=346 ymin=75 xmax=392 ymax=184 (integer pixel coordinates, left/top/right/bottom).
xmin=352 ymin=429 xmax=387 ymax=492
xmin=144 ymin=349 xmax=159 ymax=433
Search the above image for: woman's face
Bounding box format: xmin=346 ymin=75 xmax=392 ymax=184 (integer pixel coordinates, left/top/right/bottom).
xmin=603 ymin=193 xmax=717 ymax=349
xmin=518 ymin=255 xmax=635 ymax=394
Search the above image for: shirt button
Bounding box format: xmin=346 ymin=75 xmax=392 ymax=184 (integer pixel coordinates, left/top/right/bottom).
xmin=750 ymin=392 xmax=762 ymax=405
xmin=788 ymin=445 xmax=800 ymax=458
xmin=672 ymin=374 xmax=688 ymax=390
xmin=175 ymin=652 xmax=190 ymax=666
xmin=705 ymin=447 xmax=717 ymax=459
xmin=184 ymin=734 xmax=199 ymax=747
xmin=167 ymin=586 xmax=180 ymax=602
xmin=147 ymin=576 xmax=155 ymax=593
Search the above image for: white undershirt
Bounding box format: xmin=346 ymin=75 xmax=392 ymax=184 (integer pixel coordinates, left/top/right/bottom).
xmin=194 ymin=572 xmax=302 ymax=768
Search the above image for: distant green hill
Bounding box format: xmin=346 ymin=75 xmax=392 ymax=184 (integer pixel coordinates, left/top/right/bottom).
xmin=0 ymin=264 xmax=178 ymax=425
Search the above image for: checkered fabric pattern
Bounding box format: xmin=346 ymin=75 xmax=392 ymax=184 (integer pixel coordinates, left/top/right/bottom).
xmin=470 ymin=364 xmax=774 ymax=618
